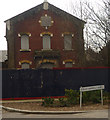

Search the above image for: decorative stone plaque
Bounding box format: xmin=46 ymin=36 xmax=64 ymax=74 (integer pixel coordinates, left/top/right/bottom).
xmin=39 ymin=14 xmax=54 ymax=29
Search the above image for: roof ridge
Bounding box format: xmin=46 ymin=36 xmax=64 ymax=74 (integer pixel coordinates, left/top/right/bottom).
xmin=4 ymin=2 xmax=85 ymax=24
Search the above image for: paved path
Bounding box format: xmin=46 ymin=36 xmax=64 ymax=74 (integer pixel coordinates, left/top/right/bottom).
xmin=2 ymin=109 xmax=109 ymax=118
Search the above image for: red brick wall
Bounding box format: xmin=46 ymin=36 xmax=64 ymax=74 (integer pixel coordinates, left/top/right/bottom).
xmin=13 ymin=10 xmax=83 ymax=68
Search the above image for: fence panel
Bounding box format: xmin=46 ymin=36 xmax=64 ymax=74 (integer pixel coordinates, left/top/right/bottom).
xmin=2 ymin=68 xmax=109 ymax=99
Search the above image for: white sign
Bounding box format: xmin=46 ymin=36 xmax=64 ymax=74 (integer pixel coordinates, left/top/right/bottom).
xmin=80 ymin=85 xmax=105 ymax=108
xmin=80 ymin=85 xmax=104 ymax=92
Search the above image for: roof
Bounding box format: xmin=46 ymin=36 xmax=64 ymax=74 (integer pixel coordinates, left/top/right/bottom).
xmin=4 ymin=2 xmax=85 ymax=25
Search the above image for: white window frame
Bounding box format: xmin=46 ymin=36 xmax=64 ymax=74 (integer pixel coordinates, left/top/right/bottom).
xmin=43 ymin=34 xmax=51 ymax=50
xmin=21 ymin=35 xmax=29 ymax=50
xmin=64 ymin=35 xmax=72 ymax=50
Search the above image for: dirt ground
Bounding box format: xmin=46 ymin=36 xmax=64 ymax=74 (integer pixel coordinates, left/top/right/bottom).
xmin=2 ymin=101 xmax=109 ymax=112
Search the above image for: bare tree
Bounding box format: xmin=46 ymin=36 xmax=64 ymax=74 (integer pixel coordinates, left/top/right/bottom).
xmin=67 ymin=0 xmax=110 ymax=52
xmin=85 ymin=0 xmax=110 ymax=50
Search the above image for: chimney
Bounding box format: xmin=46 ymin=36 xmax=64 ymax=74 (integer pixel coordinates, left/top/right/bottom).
xmin=43 ymin=0 xmax=48 ymax=10
xmin=44 ymin=0 xmax=48 ymax=2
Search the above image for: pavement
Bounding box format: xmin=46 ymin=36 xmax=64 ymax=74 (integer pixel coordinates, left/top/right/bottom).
xmin=1 ymin=99 xmax=109 ymax=119
xmin=2 ymin=105 xmax=86 ymax=114
xmin=2 ymin=109 xmax=109 ymax=118
xmin=1 ymin=99 xmax=87 ymax=114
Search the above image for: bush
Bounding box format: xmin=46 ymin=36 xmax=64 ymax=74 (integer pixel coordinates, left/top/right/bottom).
xmin=41 ymin=90 xmax=109 ymax=107
xmin=42 ymin=97 xmax=54 ymax=106
xmin=82 ymin=91 xmax=91 ymax=102
xmin=59 ymin=98 xmax=65 ymax=104
xmin=103 ymin=91 xmax=110 ymax=100
xmin=58 ymin=97 xmax=68 ymax=107
xmin=65 ymin=89 xmax=79 ymax=105
xmin=90 ymin=90 xmax=101 ymax=103
xmin=82 ymin=90 xmax=101 ymax=104
xmin=65 ymin=89 xmax=102 ymax=105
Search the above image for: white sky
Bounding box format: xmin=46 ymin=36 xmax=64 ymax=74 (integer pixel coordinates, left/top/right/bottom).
xmin=0 ymin=0 xmax=102 ymax=50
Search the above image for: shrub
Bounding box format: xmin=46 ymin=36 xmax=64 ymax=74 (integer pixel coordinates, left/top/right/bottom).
xmin=90 ymin=90 xmax=101 ymax=103
xmin=82 ymin=90 xmax=101 ymax=104
xmin=42 ymin=97 xmax=54 ymax=106
xmin=59 ymin=98 xmax=64 ymax=104
xmin=103 ymin=91 xmax=110 ymax=100
xmin=65 ymin=89 xmax=102 ymax=105
xmin=82 ymin=91 xmax=91 ymax=102
xmin=65 ymin=89 xmax=79 ymax=105
xmin=58 ymin=97 xmax=68 ymax=107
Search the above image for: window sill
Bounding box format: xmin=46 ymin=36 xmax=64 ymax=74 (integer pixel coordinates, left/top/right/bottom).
xmin=20 ymin=49 xmax=31 ymax=52
xmin=63 ymin=49 xmax=74 ymax=51
xmin=41 ymin=49 xmax=52 ymax=51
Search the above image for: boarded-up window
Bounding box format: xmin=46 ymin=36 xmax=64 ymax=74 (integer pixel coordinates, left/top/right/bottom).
xmin=65 ymin=62 xmax=72 ymax=68
xmin=43 ymin=35 xmax=51 ymax=49
xmin=41 ymin=16 xmax=51 ymax=27
xmin=64 ymin=35 xmax=72 ymax=50
xmin=21 ymin=35 xmax=29 ymax=50
xmin=21 ymin=63 xmax=30 ymax=69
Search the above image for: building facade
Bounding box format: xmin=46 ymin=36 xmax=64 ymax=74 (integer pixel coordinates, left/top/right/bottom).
xmin=5 ymin=1 xmax=85 ymax=69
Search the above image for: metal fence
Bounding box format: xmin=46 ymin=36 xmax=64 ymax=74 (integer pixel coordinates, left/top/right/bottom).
xmin=2 ymin=68 xmax=109 ymax=99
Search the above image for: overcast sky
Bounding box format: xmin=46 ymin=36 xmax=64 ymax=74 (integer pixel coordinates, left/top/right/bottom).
xmin=0 ymin=0 xmax=102 ymax=50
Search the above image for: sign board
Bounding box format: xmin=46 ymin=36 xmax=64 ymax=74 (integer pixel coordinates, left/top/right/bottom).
xmin=80 ymin=85 xmax=104 ymax=92
xmin=80 ymin=85 xmax=105 ymax=108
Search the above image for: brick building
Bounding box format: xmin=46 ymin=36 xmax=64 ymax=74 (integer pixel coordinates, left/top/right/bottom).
xmin=5 ymin=1 xmax=85 ymax=69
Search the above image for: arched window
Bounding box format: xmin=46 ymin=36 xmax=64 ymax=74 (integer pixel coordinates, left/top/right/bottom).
xmin=63 ymin=59 xmax=75 ymax=68
xmin=19 ymin=60 xmax=32 ymax=69
xmin=21 ymin=35 xmax=29 ymax=50
xmin=21 ymin=63 xmax=30 ymax=69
